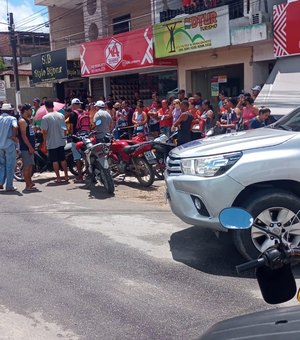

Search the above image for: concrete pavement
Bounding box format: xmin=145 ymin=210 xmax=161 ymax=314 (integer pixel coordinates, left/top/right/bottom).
xmin=0 ymin=173 xmax=297 ymax=339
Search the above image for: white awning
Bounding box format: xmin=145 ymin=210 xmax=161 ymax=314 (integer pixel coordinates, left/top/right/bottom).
xmin=255 ymin=55 xmax=300 ymax=117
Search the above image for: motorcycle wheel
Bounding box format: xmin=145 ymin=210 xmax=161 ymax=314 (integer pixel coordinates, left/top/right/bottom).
xmin=67 ymin=156 xmax=86 ymax=177
xmin=153 ymin=153 xmax=165 ymax=180
xmin=96 ymin=162 xmax=115 ymax=194
xmin=135 ymin=157 xmax=154 ymax=187
xmin=14 ymin=156 xmax=24 ymax=182
xmin=108 ymin=155 xmax=121 ymax=178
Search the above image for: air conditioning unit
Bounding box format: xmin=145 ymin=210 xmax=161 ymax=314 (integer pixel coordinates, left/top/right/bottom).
xmin=249 ymin=11 xmax=263 ymax=25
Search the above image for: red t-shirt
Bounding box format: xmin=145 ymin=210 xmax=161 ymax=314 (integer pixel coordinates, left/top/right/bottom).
xmin=158 ymin=107 xmax=172 ymax=127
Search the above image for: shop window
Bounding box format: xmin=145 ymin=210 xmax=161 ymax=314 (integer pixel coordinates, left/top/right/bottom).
xmin=113 ymin=14 xmax=131 ymax=35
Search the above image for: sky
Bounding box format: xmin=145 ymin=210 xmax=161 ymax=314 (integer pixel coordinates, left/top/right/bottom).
xmin=0 ymin=0 xmax=49 ymax=32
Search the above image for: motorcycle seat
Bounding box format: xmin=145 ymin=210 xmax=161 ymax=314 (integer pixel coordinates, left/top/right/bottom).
xmin=123 ymin=144 xmax=141 ymax=154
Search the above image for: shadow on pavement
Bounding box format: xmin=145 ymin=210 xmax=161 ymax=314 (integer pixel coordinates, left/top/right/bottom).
xmin=75 ymin=183 xmax=115 ymax=200
xmin=169 ymin=226 xmax=255 ymax=278
xmin=114 ymin=179 xmax=159 ymax=192
xmin=0 ymin=191 xmax=23 ymax=197
xmin=170 ymin=226 xmax=300 ymax=279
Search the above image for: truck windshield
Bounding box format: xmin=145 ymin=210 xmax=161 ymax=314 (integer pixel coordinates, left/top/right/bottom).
xmin=272 ymin=107 xmax=300 ymax=132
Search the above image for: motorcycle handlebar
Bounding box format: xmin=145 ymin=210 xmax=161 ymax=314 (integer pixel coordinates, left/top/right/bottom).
xmin=236 ymin=257 xmax=266 ymax=273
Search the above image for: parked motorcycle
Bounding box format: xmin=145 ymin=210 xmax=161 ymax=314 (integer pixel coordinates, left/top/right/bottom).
xmin=201 ymin=206 xmax=300 ymax=339
xmin=14 ymin=134 xmax=77 ymax=181
xmin=151 ymin=132 xmax=177 ymax=180
xmin=109 ymin=139 xmax=155 ymax=187
xmin=74 ymin=131 xmax=115 ymax=194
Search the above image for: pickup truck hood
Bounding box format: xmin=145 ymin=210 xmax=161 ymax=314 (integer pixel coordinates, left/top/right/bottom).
xmin=170 ymin=128 xmax=296 ymax=158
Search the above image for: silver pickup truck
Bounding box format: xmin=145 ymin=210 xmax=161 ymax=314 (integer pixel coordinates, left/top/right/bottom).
xmin=165 ymin=107 xmax=300 ymax=260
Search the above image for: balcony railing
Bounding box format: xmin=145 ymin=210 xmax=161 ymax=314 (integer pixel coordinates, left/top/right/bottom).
xmin=159 ymin=0 xmax=244 ymax=23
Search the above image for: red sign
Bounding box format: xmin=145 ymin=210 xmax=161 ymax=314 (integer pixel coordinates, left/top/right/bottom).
xmin=80 ymin=26 xmax=177 ymax=76
xmin=274 ymin=1 xmax=300 ymax=57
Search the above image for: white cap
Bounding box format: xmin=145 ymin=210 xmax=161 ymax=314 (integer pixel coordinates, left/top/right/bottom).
xmin=251 ymin=85 xmax=261 ymax=92
xmin=1 ymin=103 xmax=14 ymax=111
xmin=71 ymin=98 xmax=82 ymax=105
xmin=95 ymin=100 xmax=105 ymax=108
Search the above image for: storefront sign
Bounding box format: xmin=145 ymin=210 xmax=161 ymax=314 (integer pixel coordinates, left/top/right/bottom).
xmin=153 ymin=5 xmax=230 ymax=58
xmin=274 ymin=1 xmax=300 ymax=57
xmin=211 ymin=76 xmax=219 ymax=96
xmin=31 ymin=49 xmax=68 ymax=83
xmin=80 ymin=26 xmax=177 ymax=76
xmin=67 ymin=60 xmax=81 ymax=78
xmin=0 ymin=80 xmax=6 ymax=101
xmin=218 ymin=75 xmax=227 ymax=83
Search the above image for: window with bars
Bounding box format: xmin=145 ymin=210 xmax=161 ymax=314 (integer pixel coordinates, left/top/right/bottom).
xmin=113 ymin=14 xmax=131 ymax=35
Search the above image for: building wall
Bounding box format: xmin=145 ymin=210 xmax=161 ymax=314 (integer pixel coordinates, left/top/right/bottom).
xmin=48 ymin=6 xmax=84 ymax=50
xmin=176 ymin=46 xmax=253 ymax=94
xmin=0 ymin=33 xmax=11 ymax=56
xmin=83 ymin=0 xmax=108 ymax=41
xmin=106 ymin=0 xmax=152 ymax=36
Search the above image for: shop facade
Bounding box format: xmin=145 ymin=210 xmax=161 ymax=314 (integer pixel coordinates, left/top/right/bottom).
xmin=80 ymin=26 xmax=177 ymax=104
xmin=31 ymin=47 xmax=87 ymax=102
xmin=256 ymin=1 xmax=300 ymax=116
xmin=153 ymin=4 xmax=273 ymax=106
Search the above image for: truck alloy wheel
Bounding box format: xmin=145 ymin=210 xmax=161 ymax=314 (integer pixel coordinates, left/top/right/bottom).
xmin=233 ymin=189 xmax=300 ymax=260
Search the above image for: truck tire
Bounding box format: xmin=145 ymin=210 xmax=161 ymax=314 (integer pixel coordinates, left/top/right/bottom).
xmin=233 ymin=189 xmax=300 ymax=260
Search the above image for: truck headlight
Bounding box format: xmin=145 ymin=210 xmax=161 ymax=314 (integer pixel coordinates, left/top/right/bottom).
xmin=181 ymin=152 xmax=242 ymax=177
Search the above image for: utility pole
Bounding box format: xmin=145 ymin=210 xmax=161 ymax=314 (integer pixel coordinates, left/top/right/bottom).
xmin=8 ymin=12 xmax=21 ymax=107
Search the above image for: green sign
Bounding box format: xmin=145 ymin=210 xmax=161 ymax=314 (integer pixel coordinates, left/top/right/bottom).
xmin=153 ymin=6 xmax=230 ymax=58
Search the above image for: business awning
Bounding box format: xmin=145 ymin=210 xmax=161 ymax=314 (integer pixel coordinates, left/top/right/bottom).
xmin=80 ymin=26 xmax=177 ymax=77
xmin=255 ymin=55 xmax=300 ymax=117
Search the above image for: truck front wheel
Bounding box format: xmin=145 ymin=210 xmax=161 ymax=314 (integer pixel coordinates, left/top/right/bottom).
xmin=233 ymin=189 xmax=300 ymax=260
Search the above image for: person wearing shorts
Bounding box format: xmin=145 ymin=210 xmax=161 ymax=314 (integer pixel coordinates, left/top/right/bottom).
xmin=41 ymin=100 xmax=68 ymax=183
xmin=19 ymin=104 xmax=36 ymax=192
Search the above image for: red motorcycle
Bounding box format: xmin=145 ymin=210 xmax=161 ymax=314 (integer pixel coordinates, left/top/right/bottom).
xmin=109 ymin=138 xmax=156 ymax=187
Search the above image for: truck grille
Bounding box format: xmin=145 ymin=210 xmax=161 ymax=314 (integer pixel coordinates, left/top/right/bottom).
xmin=166 ymin=155 xmax=182 ymax=176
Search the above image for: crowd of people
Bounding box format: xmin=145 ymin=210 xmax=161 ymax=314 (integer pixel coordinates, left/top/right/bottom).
xmin=0 ymin=84 xmax=275 ymax=192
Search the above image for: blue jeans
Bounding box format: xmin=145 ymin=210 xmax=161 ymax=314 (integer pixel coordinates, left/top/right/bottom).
xmin=0 ymin=144 xmax=16 ymax=190
xmin=160 ymin=126 xmax=171 ymax=137
xmin=71 ymin=142 xmax=82 ymax=161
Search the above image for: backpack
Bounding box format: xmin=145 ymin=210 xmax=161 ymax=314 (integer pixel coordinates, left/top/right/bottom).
xmin=76 ymin=111 xmax=91 ymax=132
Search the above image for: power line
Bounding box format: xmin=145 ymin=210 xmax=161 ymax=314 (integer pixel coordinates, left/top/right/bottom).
xmin=0 ymin=0 xmax=268 ymax=51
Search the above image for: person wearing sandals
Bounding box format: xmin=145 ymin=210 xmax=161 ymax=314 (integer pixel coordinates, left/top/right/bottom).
xmin=0 ymin=103 xmax=19 ymax=191
xmin=41 ymin=100 xmax=69 ymax=184
xmin=18 ymin=104 xmax=37 ymax=192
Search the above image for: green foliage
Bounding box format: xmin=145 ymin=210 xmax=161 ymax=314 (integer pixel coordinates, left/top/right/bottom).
xmin=0 ymin=57 xmax=6 ymax=71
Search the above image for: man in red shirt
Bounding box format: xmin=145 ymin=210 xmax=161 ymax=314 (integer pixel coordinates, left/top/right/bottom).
xmin=158 ymin=99 xmax=173 ymax=137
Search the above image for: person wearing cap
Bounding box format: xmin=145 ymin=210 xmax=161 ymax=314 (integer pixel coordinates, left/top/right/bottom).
xmin=93 ymin=100 xmax=113 ymax=142
xmin=251 ymin=85 xmax=261 ymax=101
xmin=69 ymin=98 xmax=83 ymax=135
xmin=68 ymin=98 xmax=89 ymax=183
xmin=0 ymin=103 xmax=19 ymax=191
xmin=18 ymin=104 xmax=37 ymax=192
xmin=41 ymin=100 xmax=69 ymax=184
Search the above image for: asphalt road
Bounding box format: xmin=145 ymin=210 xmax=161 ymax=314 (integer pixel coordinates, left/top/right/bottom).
xmin=0 ymin=174 xmax=298 ymax=339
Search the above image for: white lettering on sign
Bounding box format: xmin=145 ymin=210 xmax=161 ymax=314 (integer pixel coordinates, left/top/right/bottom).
xmin=105 ymin=39 xmax=122 ymax=69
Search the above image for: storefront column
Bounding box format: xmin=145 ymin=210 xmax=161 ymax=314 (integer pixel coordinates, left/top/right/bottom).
xmin=244 ymin=59 xmax=253 ymax=93
xmin=103 ymin=76 xmax=109 ymax=99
